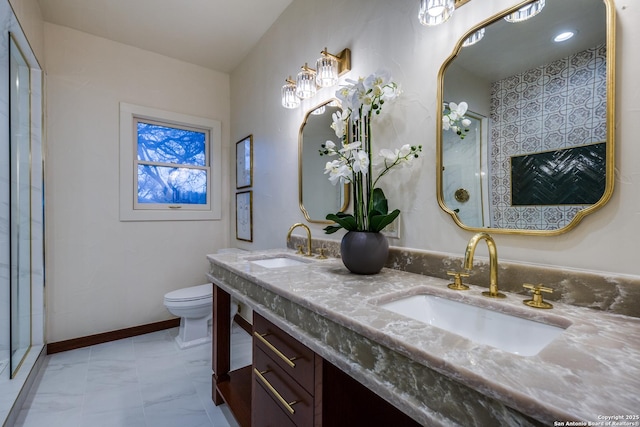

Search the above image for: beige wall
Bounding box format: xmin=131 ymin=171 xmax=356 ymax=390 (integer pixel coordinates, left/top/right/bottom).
xmin=44 ymin=23 xmax=231 ymax=342
xmin=8 ymin=0 xmax=43 ymax=63
xmin=230 ymin=0 xmax=640 ymax=277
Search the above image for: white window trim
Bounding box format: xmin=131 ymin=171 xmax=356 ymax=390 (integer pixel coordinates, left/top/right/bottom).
xmin=119 ymin=102 xmax=222 ymax=221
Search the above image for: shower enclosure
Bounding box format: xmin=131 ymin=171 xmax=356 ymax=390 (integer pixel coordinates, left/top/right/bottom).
xmin=1 ymin=1 xmax=45 ymax=424
xmin=442 ymin=111 xmax=490 ymax=227
xmin=7 ymin=32 xmax=32 ymax=378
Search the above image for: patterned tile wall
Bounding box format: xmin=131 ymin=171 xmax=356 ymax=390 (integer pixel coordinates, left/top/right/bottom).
xmin=489 ymin=44 xmax=607 ymax=230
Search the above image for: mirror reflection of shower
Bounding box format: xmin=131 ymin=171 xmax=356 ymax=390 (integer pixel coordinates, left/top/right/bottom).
xmin=442 ymin=108 xmax=490 ymax=228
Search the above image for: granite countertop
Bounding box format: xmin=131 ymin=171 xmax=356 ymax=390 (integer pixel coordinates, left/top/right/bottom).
xmin=207 ymin=249 xmax=640 ymax=425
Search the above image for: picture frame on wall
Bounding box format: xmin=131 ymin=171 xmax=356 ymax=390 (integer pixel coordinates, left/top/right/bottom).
xmin=236 ymin=190 xmax=253 ymax=242
xmin=236 ymin=135 xmax=253 ymax=189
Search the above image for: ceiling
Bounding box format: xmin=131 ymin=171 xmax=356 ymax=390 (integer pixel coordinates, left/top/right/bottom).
xmin=36 ymin=0 xmax=293 ymax=73
xmin=451 ymin=0 xmax=607 ymax=81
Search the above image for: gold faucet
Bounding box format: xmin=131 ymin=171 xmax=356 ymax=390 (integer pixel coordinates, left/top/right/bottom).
xmin=286 ymin=223 xmax=313 ymax=256
xmin=463 ymin=232 xmax=506 ymax=298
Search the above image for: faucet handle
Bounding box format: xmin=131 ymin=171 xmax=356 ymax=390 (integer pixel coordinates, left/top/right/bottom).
xmin=295 ymin=245 xmax=305 ymax=255
xmin=446 ymin=271 xmax=470 ymax=291
xmin=523 ymin=284 xmax=553 ymax=309
xmin=316 ymin=248 xmax=328 ymax=259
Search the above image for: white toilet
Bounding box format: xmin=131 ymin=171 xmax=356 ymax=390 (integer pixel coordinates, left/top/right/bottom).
xmin=163 ymin=283 xmax=239 ymax=349
xmin=164 ymin=283 xmax=214 ymax=349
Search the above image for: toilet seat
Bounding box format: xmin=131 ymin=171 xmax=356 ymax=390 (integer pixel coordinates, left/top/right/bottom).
xmin=164 ymin=283 xmax=212 ymax=303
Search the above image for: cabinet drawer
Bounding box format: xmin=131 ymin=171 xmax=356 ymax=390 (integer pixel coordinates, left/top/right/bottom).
xmin=253 ymin=313 xmax=315 ymax=393
xmin=253 ymin=346 xmax=314 ymax=426
xmin=252 ymin=375 xmax=297 ymax=427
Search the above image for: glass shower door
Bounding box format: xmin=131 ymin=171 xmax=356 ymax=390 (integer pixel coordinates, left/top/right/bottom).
xmin=442 ymin=111 xmax=489 ymax=228
xmin=9 ymin=34 xmax=32 ymax=377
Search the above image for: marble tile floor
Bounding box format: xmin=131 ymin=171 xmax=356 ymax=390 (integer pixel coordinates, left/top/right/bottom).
xmin=12 ymin=323 xmax=253 ymax=427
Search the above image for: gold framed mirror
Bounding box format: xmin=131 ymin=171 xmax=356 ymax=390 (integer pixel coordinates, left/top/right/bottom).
xmin=298 ymin=99 xmax=349 ymax=223
xmin=437 ymin=0 xmax=615 ymax=235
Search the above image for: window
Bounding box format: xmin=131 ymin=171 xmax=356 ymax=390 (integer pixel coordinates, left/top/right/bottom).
xmin=120 ymin=103 xmax=221 ymax=221
xmin=135 ymin=118 xmax=209 ymax=209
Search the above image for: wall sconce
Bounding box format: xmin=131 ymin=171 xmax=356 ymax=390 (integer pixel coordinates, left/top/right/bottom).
xmin=281 ymin=77 xmax=300 ymax=109
xmin=462 ymin=28 xmax=485 ymax=47
xmin=316 ymin=48 xmax=351 ymax=87
xmin=281 ymin=48 xmax=351 ymax=109
xmin=418 ymin=0 xmax=473 ymax=27
xmin=296 ymin=63 xmax=317 ymax=99
xmin=419 ymin=0 xmax=455 ymax=26
xmin=311 ymin=105 xmax=326 ymax=115
xmin=504 ymin=0 xmax=545 ymax=23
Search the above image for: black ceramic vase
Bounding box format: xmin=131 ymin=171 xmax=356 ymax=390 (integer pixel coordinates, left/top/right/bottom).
xmin=340 ymin=231 xmax=389 ymax=275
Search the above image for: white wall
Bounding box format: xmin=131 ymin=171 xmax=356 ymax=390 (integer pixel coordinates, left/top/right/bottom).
xmin=44 ymin=24 xmax=231 ymax=342
xmin=444 ymin=64 xmax=490 ymax=117
xmin=230 ymin=0 xmax=640 ymax=277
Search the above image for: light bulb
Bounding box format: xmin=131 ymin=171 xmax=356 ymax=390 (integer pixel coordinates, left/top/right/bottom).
xmin=462 ymin=28 xmax=485 ymax=47
xmin=316 ymin=51 xmax=339 ymax=88
xmin=419 ymin=0 xmax=455 ymax=26
xmin=281 ymin=78 xmax=300 ymax=109
xmin=504 ymin=0 xmax=545 ymax=23
xmin=295 ymin=64 xmax=317 ymax=99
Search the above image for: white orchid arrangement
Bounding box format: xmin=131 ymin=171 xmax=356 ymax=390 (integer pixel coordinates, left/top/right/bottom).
xmin=319 ymin=70 xmax=422 ymax=234
xmin=443 ymin=101 xmax=472 ymax=139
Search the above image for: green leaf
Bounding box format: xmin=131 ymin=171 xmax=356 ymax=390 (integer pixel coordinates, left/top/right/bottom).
xmin=369 ymin=209 xmax=400 ymax=232
xmin=322 ymin=224 xmax=343 ymax=234
xmin=325 ymin=213 xmax=357 ymax=233
xmin=370 ymin=188 xmax=389 ymax=216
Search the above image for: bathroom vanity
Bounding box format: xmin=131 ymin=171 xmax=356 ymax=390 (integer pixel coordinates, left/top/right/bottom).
xmin=249 ymin=311 xmax=418 ymax=426
xmin=207 ymin=249 xmax=640 ymax=426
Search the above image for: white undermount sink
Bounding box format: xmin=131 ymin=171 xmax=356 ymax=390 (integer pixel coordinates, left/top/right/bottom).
xmin=380 ymin=294 xmax=567 ymax=356
xmin=249 ymin=255 xmax=310 ymax=269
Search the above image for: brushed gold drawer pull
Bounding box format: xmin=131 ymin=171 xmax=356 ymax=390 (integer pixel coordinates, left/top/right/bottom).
xmin=254 ymin=368 xmax=299 ymax=414
xmin=253 ymin=332 xmax=297 ymax=368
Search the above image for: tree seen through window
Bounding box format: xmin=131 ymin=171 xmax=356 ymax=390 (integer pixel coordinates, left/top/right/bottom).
xmin=136 ymin=119 xmax=209 ymax=205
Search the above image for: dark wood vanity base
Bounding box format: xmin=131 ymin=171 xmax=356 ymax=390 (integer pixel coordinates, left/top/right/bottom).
xmin=212 ymin=285 xmax=420 ymax=427
xmin=212 ymin=285 xmax=252 ymax=427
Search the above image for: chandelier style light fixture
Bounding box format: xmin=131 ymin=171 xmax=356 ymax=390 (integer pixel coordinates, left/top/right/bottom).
xmin=311 ymin=105 xmax=326 ymax=115
xmin=281 ymin=48 xmax=351 ymax=109
xmin=462 ymin=28 xmax=485 ymax=47
xmin=504 ymin=0 xmax=545 ymax=23
xmin=316 ymin=48 xmax=341 ymax=87
xmin=418 ymin=0 xmax=455 ymax=26
xmin=281 ymin=77 xmax=300 ymax=109
xmin=295 ymin=64 xmax=317 ymax=99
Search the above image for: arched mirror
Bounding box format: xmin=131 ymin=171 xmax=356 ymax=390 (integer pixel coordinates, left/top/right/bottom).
xmin=437 ymin=0 xmax=615 ymax=235
xmin=298 ymin=99 xmax=349 ymax=223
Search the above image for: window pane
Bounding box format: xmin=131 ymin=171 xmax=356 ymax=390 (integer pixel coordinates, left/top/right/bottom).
xmin=137 ymin=122 xmax=206 ymax=166
xmin=137 ymin=165 xmax=207 ymax=204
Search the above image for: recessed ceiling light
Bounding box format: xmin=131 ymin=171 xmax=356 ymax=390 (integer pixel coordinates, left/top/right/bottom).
xmin=554 ymin=31 xmax=575 ymax=42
